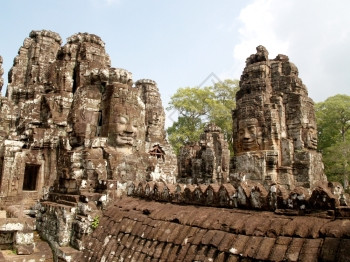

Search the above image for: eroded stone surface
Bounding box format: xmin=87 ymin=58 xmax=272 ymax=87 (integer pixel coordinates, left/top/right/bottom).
xmin=178 ymin=123 xmax=230 ymax=184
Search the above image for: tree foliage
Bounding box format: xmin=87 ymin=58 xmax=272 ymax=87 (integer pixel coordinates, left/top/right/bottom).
xmin=316 ymin=94 xmax=350 ymax=188
xmin=167 ymin=79 xmax=239 ymax=154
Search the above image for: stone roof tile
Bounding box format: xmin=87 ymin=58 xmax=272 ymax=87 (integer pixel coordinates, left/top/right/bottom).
xmin=227 ymin=213 xmax=253 ymax=234
xmin=125 ymin=235 xmax=135 ymax=249
xmin=242 ymin=236 xmax=263 ymax=258
xmin=153 ymin=242 xmax=165 ymax=259
xmin=229 ymin=234 xmax=250 ymax=256
xmin=141 ymin=239 xmax=153 ymax=254
xmin=201 ymin=230 xmax=216 ymax=245
xmin=206 ymin=246 xmax=219 ymax=259
xmin=135 ymin=238 xmax=145 ymax=253
xmin=191 ymin=228 xmax=207 ymax=245
xmin=269 ymin=242 xmax=290 ymax=261
xmin=320 ymin=219 xmax=350 ymax=238
xmin=130 ymin=251 xmax=141 ymax=261
xmin=167 ymin=244 xmax=180 ymax=262
xmin=320 ymin=237 xmax=341 ymax=261
xmin=160 ymin=243 xmax=173 ymax=260
xmin=298 ymin=239 xmax=323 ymax=262
xmin=255 ymin=237 xmax=276 ymax=260
xmin=337 ymin=239 xmax=350 ymax=262
xmin=210 ymin=230 xmax=226 ymax=247
xmin=80 ymin=197 xmax=350 ymax=261
xmin=175 ymin=243 xmax=191 ymax=261
xmin=193 ymin=245 xmax=209 ymax=261
xmin=153 ymin=221 xmax=171 ymax=242
xmin=285 ymin=238 xmax=304 ymax=262
xmin=173 ymin=225 xmax=192 ymax=245
xmin=130 ymin=220 xmax=143 ymax=236
xmin=227 ymin=254 xmax=239 ymax=262
xmin=216 ymin=251 xmax=227 ymax=262
xmin=147 ymin=240 xmax=158 ymax=257
xmin=267 ymin=217 xmax=290 ymax=237
xmin=217 ymin=233 xmax=237 ymax=252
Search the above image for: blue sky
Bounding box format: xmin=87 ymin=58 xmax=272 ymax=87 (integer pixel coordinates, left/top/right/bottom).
xmin=1 ymin=0 xmax=350 ymax=126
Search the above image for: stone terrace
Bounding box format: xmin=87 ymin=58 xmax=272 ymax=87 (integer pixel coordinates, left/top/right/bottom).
xmin=78 ymin=197 xmax=350 ymax=261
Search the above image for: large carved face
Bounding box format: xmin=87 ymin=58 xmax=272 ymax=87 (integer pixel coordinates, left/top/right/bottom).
xmin=108 ymin=105 xmax=142 ymax=153
xmin=115 ymin=114 xmax=138 ymax=146
xmin=303 ymin=125 xmax=318 ymax=150
xmin=238 ymin=118 xmax=262 ymax=151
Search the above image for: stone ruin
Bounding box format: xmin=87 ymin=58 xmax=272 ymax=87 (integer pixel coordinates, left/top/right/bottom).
xmin=0 ymin=31 xmax=349 ymax=261
xmin=0 ymin=30 xmax=176 ymax=203
xmin=0 ymin=30 xmax=177 ymax=259
xmin=232 ymin=45 xmax=327 ymax=189
xmin=177 ymin=123 xmax=230 ymax=184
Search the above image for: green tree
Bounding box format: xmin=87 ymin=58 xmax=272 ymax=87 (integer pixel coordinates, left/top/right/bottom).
xmin=167 ymin=79 xmax=239 ymax=154
xmin=316 ymin=94 xmax=350 ymax=188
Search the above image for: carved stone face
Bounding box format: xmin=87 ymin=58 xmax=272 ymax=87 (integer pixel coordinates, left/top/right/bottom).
xmin=108 ymin=105 xmax=141 ymax=154
xmin=238 ymin=118 xmax=262 ymax=151
xmin=115 ymin=114 xmax=138 ymax=146
xmin=303 ymin=126 xmax=318 ymax=150
xmin=148 ymin=111 xmax=160 ymax=125
xmin=147 ymin=91 xmax=160 ymax=104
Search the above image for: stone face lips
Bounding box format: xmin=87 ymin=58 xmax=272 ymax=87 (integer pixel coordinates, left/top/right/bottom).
xmin=232 ymin=46 xmax=327 ymax=189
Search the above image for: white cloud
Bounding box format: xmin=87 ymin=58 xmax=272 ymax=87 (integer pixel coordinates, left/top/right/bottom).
xmin=232 ymin=0 xmax=290 ymax=78
xmin=230 ymin=0 xmax=350 ymax=102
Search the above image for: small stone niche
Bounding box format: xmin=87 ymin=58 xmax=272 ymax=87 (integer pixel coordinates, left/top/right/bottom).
xmin=22 ymin=164 xmax=40 ymax=191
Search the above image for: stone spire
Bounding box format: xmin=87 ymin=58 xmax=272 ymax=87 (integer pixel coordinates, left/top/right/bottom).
xmin=232 ymin=46 xmax=327 ymax=189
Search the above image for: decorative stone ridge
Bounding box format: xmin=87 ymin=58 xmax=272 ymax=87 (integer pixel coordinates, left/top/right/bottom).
xmin=178 ymin=123 xmax=230 ymax=184
xmin=232 ymin=45 xmax=327 ymax=189
xmin=128 ymin=180 xmax=348 ymax=213
xmin=78 ymin=197 xmax=350 ymax=261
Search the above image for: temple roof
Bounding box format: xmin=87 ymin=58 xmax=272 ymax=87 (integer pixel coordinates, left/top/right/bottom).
xmin=79 ymin=197 xmax=350 ymax=261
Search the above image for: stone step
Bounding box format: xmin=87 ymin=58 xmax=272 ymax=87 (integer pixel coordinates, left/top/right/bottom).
xmin=57 ymin=246 xmax=82 ymax=262
xmin=0 ymin=232 xmax=53 ymax=261
xmin=49 ymin=192 xmax=80 ymax=203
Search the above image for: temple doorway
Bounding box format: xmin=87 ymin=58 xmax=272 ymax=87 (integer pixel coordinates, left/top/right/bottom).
xmin=22 ymin=164 xmax=40 ymax=191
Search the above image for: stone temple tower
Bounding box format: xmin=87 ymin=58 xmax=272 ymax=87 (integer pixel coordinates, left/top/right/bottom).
xmin=232 ymin=45 xmax=327 ymax=189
